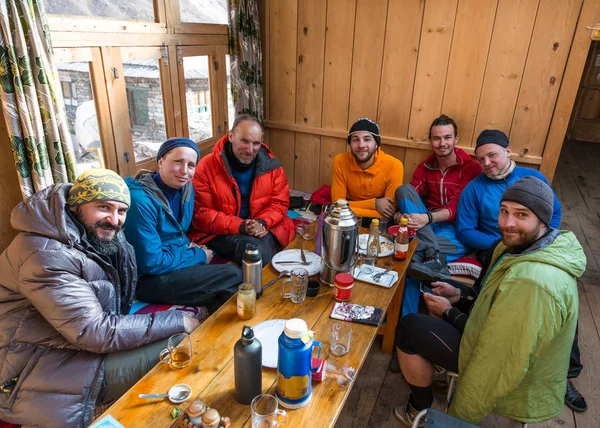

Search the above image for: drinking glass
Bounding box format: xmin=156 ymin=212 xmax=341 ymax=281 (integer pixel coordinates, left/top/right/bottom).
xmin=378 ymin=218 xmax=389 ymax=240
xmin=330 ymin=323 xmax=352 ymax=357
xmin=296 ymin=220 xmax=317 ymax=240
xmin=281 ymin=268 xmax=309 ymax=303
xmin=251 ymin=394 xmax=287 ymax=427
xmin=159 ymin=333 xmax=192 ymax=369
xmin=237 ymin=283 xmax=256 ymax=320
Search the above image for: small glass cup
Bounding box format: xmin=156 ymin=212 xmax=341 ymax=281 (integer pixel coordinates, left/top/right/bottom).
xmin=251 ymin=394 xmax=287 ymax=427
xmin=330 ymin=323 xmax=352 ymax=357
xmin=159 ymin=333 xmax=192 ymax=369
xmin=355 ymin=215 xmax=363 ymax=230
xmin=237 ymin=283 xmax=256 ymax=320
xmin=378 ymin=218 xmax=389 ymax=240
xmin=281 ymin=268 xmax=309 ymax=303
xmin=296 ymin=220 xmax=317 ymax=240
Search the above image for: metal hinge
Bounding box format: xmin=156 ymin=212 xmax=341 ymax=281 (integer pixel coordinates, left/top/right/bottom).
xmin=213 ymin=60 xmax=219 ymax=71
xmin=176 ymin=41 xmax=182 ymax=65
xmin=161 ymin=42 xmax=169 ymax=66
xmin=111 ymin=67 xmax=119 ymax=79
xmin=123 ymin=152 xmax=130 ymax=163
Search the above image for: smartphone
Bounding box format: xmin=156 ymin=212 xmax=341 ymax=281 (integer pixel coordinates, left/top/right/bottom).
xmin=420 ymin=283 xmax=435 ymax=295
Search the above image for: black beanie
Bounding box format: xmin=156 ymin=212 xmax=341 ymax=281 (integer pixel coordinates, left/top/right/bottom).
xmin=347 ymin=118 xmax=381 ymax=147
xmin=476 ymin=129 xmax=509 ymax=151
xmin=501 ymin=176 xmax=554 ymax=226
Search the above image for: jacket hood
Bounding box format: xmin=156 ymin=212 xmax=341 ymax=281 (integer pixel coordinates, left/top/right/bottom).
xmin=424 ymin=147 xmax=472 ymax=169
xmin=497 ymin=229 xmax=586 ymax=280
xmin=10 ymin=184 xmax=79 ymax=246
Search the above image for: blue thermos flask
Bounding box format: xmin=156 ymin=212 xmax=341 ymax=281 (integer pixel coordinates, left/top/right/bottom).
xmin=276 ymin=318 xmax=322 ymax=409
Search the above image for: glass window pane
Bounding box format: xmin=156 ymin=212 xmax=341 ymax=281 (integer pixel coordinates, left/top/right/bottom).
xmin=123 ymin=59 xmax=167 ymax=163
xmin=183 ymin=56 xmax=213 ymax=142
xmin=56 ymin=61 xmax=104 ymax=175
xmin=42 ymin=0 xmax=154 ymax=21
xmin=226 ymin=55 xmax=235 ymax=128
xmin=180 ymin=0 xmax=228 ymax=24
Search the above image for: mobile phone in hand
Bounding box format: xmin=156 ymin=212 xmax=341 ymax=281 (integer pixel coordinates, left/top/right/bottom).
xmin=420 ymin=283 xmax=435 ymax=295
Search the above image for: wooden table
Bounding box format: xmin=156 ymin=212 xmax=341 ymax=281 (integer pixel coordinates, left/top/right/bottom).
xmin=100 ymin=236 xmax=416 ymax=427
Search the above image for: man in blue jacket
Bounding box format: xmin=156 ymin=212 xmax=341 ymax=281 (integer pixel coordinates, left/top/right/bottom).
xmin=124 ymin=138 xmax=242 ymax=313
xmin=456 ymin=129 xmax=586 ymax=413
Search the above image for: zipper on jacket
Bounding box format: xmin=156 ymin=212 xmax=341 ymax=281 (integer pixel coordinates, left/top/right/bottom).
xmin=81 ymin=356 xmax=106 ymax=427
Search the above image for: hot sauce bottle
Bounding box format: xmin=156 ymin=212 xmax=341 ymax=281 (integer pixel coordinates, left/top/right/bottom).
xmin=393 ymin=217 xmax=409 ymax=261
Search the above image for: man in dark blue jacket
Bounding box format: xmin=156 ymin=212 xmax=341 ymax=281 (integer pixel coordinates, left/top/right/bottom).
xmin=124 ymin=138 xmax=242 ymax=313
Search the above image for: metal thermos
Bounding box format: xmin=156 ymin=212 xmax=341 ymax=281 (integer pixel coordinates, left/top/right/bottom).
xmin=234 ymin=326 xmax=262 ymax=404
xmin=320 ymin=200 xmax=359 ymax=286
xmin=242 ymin=244 xmax=263 ymax=298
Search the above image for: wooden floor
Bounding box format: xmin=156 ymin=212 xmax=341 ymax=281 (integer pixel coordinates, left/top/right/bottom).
xmin=336 ymin=140 xmax=600 ymax=428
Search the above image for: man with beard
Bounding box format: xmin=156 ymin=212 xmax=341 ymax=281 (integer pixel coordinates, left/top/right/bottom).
xmin=124 ymin=138 xmax=242 ymax=313
xmin=188 ymin=115 xmax=295 ymax=265
xmin=331 ymin=117 xmax=404 ymax=220
xmin=392 ymin=115 xmax=481 ymax=317
xmin=0 ymin=169 xmax=198 ymax=428
xmin=456 ymin=130 xmax=586 ymax=412
xmin=393 ymin=177 xmax=586 ymax=426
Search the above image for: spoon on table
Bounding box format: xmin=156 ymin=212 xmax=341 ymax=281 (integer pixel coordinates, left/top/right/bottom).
xmin=263 ymin=270 xmax=290 ymax=290
xmin=373 ymin=263 xmax=394 ymax=282
xmin=139 ymin=390 xmax=189 ymax=400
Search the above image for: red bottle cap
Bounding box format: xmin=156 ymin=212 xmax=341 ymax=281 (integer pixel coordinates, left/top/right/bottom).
xmin=335 ymin=273 xmax=354 ymax=286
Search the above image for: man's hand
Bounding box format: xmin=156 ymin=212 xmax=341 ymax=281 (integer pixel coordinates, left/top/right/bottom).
xmin=375 ymin=197 xmax=396 ymax=219
xmin=431 ymin=281 xmax=461 ymax=304
xmin=183 ymin=316 xmax=200 ymax=333
xmin=202 ymin=248 xmax=214 ymax=264
xmin=423 ymin=292 xmax=452 ymax=318
xmin=246 ymin=219 xmax=268 ymax=238
xmin=407 ymin=213 xmax=429 ymax=230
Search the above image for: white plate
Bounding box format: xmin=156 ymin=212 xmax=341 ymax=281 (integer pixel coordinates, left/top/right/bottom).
xmin=271 ymin=249 xmax=324 ymax=276
xmin=253 ymin=319 xmax=286 ymax=368
xmin=358 ymin=234 xmax=394 ymax=257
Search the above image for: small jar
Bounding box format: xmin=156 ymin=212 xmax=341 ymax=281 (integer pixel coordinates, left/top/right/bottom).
xmin=237 ymin=283 xmax=256 ymax=320
xmin=187 ymin=398 xmax=206 ymax=425
xmin=201 ymin=408 xmax=221 ymax=428
xmin=334 ymin=273 xmax=354 ymax=301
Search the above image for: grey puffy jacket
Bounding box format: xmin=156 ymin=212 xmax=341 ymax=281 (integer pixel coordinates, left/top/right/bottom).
xmin=0 ymin=184 xmax=185 ymax=427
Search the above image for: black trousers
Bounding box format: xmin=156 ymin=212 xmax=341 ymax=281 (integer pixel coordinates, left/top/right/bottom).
xmin=136 ymin=263 xmax=242 ymax=313
xmin=396 ymin=313 xmax=462 ymax=374
xmin=208 ymin=232 xmax=277 ymax=265
xmin=569 ymin=324 xmax=583 ymax=378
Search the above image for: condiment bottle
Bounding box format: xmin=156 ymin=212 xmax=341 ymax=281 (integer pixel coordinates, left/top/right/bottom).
xmin=365 ymin=219 xmax=380 ymax=266
xmin=393 ymin=217 xmax=409 ymax=261
xmin=201 ymin=408 xmax=220 ymax=428
xmin=242 ymin=244 xmax=263 ymax=298
xmin=236 ymin=283 xmax=256 ymax=320
xmin=234 ymin=326 xmax=262 ymax=404
xmin=187 ymin=399 xmax=206 ymax=425
xmin=334 ymin=273 xmax=354 ymax=301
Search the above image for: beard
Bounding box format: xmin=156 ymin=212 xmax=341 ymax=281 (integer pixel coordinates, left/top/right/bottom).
xmin=351 ymin=146 xmax=377 ymax=166
xmin=500 ymin=222 xmax=544 ymax=251
xmin=86 ymin=225 xmax=121 ymax=256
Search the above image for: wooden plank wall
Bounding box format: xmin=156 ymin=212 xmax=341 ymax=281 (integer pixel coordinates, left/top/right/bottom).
xmin=258 ymin=0 xmax=590 ymax=192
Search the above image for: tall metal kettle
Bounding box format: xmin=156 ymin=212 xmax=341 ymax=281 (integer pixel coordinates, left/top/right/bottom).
xmin=320 ymin=199 xmax=359 ymax=285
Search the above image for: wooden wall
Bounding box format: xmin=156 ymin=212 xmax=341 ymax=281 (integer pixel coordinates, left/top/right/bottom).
xmin=259 ymin=0 xmax=600 ymax=192
xmin=0 ymin=109 xmax=25 ymax=251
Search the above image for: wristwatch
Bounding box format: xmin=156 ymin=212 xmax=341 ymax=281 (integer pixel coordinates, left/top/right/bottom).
xmin=442 ymin=307 xmax=452 ymax=320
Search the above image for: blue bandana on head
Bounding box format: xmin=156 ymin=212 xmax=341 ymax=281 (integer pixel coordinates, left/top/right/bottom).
xmin=157 ymin=137 xmax=201 ymax=163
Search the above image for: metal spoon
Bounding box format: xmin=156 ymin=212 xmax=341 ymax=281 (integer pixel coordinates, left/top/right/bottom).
xmin=373 ymin=263 xmax=394 ymax=282
xmin=139 ymin=389 xmax=189 ymax=400
xmin=263 ymin=270 xmax=290 ymax=290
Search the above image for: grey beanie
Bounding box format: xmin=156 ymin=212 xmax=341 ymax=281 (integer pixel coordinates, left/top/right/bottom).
xmin=501 ymin=176 xmax=554 ymax=226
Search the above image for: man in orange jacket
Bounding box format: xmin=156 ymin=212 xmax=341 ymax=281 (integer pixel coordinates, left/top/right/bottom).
xmin=331 ymin=118 xmax=404 ymax=222
xmin=189 ymin=115 xmax=295 ymax=265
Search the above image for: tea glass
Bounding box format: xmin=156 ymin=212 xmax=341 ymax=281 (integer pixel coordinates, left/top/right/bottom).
xmin=159 ymin=333 xmax=192 ymax=369
xmin=296 ymin=220 xmax=317 ymax=240
xmin=251 ymin=394 xmax=287 ymax=428
xmin=330 ymin=323 xmax=352 ymax=357
xmin=378 ymin=218 xmax=389 ymax=240
xmin=281 ymin=268 xmax=309 ymax=303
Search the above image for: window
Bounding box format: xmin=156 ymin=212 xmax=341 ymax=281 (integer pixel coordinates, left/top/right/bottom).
xmin=180 ymin=0 xmax=228 ymax=24
xmin=182 ymin=55 xmax=213 ymax=142
xmin=42 ymin=0 xmax=155 ymax=21
xmin=126 ymin=87 xmax=149 ymax=127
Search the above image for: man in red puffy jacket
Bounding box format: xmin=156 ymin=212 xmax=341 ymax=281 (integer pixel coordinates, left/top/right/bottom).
xmin=189 ymin=115 xmax=295 ymax=264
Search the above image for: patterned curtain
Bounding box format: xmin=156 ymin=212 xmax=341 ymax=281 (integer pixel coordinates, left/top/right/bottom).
xmin=0 ymin=0 xmax=77 ymax=199
xmin=228 ymin=0 xmax=263 ymax=121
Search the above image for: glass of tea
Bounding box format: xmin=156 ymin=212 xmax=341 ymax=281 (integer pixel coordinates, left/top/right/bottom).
xmin=159 ymin=333 xmax=192 ymax=369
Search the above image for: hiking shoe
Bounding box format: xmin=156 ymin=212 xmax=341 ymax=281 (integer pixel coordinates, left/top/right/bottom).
xmin=565 ymin=379 xmax=587 ymax=412
xmin=389 ymin=347 xmax=401 ymax=373
xmin=407 ymin=251 xmax=451 ymax=282
xmin=394 ymin=395 xmax=447 ymax=427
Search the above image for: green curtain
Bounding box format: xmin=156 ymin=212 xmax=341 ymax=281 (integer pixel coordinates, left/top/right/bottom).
xmin=0 ymin=0 xmax=77 ymax=199
xmin=228 ymin=0 xmax=263 ymax=121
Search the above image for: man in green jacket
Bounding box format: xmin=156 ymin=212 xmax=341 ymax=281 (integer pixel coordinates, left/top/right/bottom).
xmin=393 ymin=176 xmax=586 ymax=426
